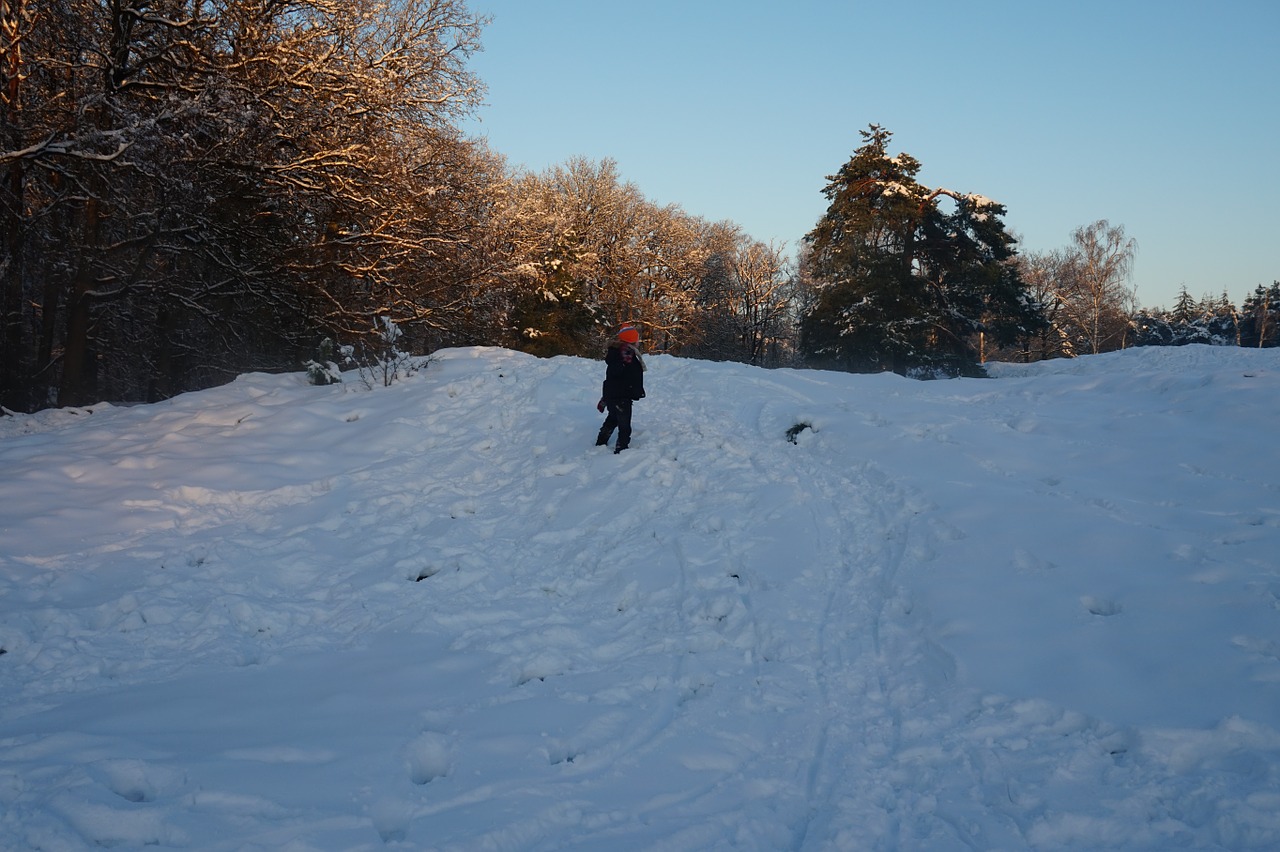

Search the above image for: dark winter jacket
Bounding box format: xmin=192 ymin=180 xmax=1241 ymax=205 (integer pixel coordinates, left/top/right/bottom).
xmin=601 ymin=341 xmax=645 ymax=402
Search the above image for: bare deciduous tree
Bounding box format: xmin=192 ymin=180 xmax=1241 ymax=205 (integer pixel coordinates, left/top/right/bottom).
xmin=1014 ymin=248 xmax=1077 ymax=360
xmin=1056 ymin=220 xmax=1138 ymax=355
xmin=1 ymin=0 xmax=490 ymax=410
xmin=690 ymin=226 xmax=794 ymax=365
xmin=499 ymin=157 xmax=719 ymax=356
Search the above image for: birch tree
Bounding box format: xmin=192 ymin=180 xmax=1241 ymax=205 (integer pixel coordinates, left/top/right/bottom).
xmin=1053 ymin=220 xmax=1138 ymax=355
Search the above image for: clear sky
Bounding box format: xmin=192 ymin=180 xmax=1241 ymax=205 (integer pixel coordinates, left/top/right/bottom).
xmin=461 ymin=0 xmax=1278 ymax=311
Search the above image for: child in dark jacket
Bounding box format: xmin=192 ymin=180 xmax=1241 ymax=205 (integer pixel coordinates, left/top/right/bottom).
xmin=596 ymin=325 xmax=646 ymax=453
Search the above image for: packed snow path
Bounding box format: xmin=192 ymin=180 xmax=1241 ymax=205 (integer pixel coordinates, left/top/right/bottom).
xmin=1 ymin=346 xmax=1278 ymax=849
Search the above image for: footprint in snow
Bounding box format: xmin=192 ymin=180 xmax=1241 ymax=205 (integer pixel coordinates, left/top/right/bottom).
xmin=405 ymin=731 xmax=452 ymax=785
xmin=1081 ymin=596 xmax=1123 ymax=617
xmin=370 ymin=801 xmax=413 ymax=843
xmin=1233 ymin=635 xmax=1280 ymax=661
xmin=90 ymin=758 xmax=181 ymax=803
xmin=1012 ymin=548 xmax=1055 ymax=574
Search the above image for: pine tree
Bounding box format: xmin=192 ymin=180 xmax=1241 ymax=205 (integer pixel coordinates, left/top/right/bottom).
xmin=800 ymin=125 xmax=1044 ymax=376
xmin=1171 ymin=286 xmax=1199 ymax=325
xmin=509 ymin=230 xmax=599 ymax=357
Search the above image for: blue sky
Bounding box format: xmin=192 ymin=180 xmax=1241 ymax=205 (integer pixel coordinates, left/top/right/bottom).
xmin=461 ymin=0 xmax=1278 ymax=310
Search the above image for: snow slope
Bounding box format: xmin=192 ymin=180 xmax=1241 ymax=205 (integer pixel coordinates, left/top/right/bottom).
xmin=1 ymin=344 xmax=1277 ymax=850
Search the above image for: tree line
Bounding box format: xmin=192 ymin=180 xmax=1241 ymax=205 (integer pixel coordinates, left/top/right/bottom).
xmin=2 ymin=0 xmax=799 ymax=412
xmin=1128 ymin=283 xmax=1280 ymax=349
xmin=2 ymin=3 xmax=1274 ymax=413
xmin=1015 ymin=226 xmax=1279 ymax=356
xmin=798 ymin=125 xmax=1278 ymax=375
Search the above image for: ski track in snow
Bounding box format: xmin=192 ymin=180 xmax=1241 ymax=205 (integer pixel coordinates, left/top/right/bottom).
xmin=1 ymin=347 xmax=1278 ymax=849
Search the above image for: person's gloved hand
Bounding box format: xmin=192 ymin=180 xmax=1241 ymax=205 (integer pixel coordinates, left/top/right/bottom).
xmin=596 ymin=399 xmax=605 ymax=413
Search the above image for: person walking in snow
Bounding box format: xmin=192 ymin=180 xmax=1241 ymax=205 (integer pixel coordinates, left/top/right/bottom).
xmin=596 ymin=325 xmax=646 ymax=453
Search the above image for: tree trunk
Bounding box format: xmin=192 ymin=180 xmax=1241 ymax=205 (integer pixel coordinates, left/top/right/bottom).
xmin=1 ymin=0 xmax=27 ymax=410
xmin=0 ymin=157 xmax=23 ymax=410
xmin=58 ymin=195 xmax=101 ymax=406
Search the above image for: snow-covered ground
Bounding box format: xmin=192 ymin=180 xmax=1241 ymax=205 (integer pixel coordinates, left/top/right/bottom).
xmin=1 ymin=344 xmax=1277 ymax=850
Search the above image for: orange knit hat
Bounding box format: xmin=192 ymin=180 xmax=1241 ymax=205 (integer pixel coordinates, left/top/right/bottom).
xmin=618 ymin=325 xmax=640 ymax=344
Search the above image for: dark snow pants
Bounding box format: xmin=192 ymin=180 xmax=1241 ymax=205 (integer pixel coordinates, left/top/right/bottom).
xmin=597 ymin=399 xmax=633 ymax=449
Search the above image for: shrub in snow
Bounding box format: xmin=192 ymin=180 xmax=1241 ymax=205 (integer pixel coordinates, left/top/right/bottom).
xmin=785 ymin=422 xmax=812 ymax=444
xmin=304 ymin=338 xmax=350 ymax=386
xmin=354 ymin=317 xmax=429 ymax=388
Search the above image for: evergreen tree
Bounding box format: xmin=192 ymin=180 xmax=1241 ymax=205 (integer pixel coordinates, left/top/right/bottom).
xmin=1203 ymin=310 xmax=1240 ymax=346
xmin=1241 ymin=282 xmax=1280 ymax=348
xmin=1171 ymin=286 xmax=1199 ymax=324
xmin=800 ymin=125 xmax=1044 ymax=376
xmin=509 ymin=230 xmax=599 ymax=357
